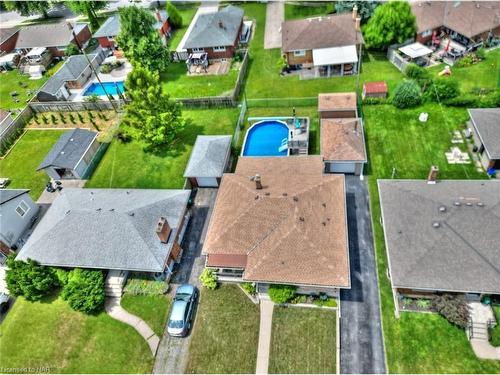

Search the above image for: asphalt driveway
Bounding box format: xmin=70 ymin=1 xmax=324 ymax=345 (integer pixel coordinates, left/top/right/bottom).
xmin=340 ymin=176 xmax=386 ymax=374
xmin=153 ymin=188 xmax=217 ymax=374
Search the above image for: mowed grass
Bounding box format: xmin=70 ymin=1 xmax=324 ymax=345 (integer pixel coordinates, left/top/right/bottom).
xmin=168 ymin=3 xmax=198 ymax=50
xmin=491 ymin=306 xmax=500 ymax=347
xmin=284 ymin=2 xmax=335 ymax=20
xmin=0 ymin=130 xmax=64 ymax=200
xmin=86 ymin=108 xmax=239 ymax=189
xmin=363 ymin=103 xmax=500 ymax=373
xmin=269 ymin=307 xmax=336 ymax=374
xmin=186 ymin=285 xmax=260 ymax=374
xmin=241 ymin=3 xmax=404 ymax=99
xmin=0 ymin=296 xmax=153 ymax=373
xmin=0 ymin=70 xmax=48 ymax=111
xmin=121 ymin=294 xmax=170 ymax=337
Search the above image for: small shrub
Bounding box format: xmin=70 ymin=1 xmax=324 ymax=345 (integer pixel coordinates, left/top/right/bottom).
xmin=84 ymin=94 xmax=100 ymax=104
xmin=77 ymin=113 xmax=85 ymax=123
xmin=33 ymin=114 xmax=40 ymax=125
xmin=363 ymin=97 xmax=388 ymax=105
xmin=268 ymin=284 xmax=296 ymax=303
xmin=69 ymin=113 xmax=76 ymax=124
xmin=116 ymin=128 xmax=132 ymax=143
xmin=290 ymin=294 xmax=307 ymax=304
xmin=90 ymin=118 xmax=100 ymax=132
xmin=416 ymin=298 xmax=431 ymax=309
xmin=455 ymin=53 xmax=481 ymax=68
xmin=59 ymin=112 xmax=66 ymax=123
xmin=241 ymin=282 xmax=256 ymax=296
xmin=392 ymin=80 xmax=421 ymax=108
xmin=55 ymin=268 xmax=69 ymax=286
xmin=402 ymin=297 xmax=413 ymax=307
xmin=431 ymin=293 xmax=469 ymax=328
xmin=444 ymin=95 xmax=479 ymax=107
xmin=313 ymin=297 xmax=337 ymax=308
xmin=199 ymin=268 xmax=218 ymax=290
xmin=61 ymin=269 xmax=105 ymax=314
xmin=124 ymin=276 xmax=168 ymax=295
xmin=475 ymin=48 xmax=486 ymax=60
xmin=426 ymin=78 xmax=460 ymax=101
xmin=405 ymin=63 xmax=430 ymax=82
xmin=50 ymin=113 xmax=58 ymax=124
xmin=100 ymin=64 xmax=112 ymax=74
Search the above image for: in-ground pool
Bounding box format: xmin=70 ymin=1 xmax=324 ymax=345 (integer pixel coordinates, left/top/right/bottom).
xmin=242 ymin=120 xmax=289 ymax=157
xmin=83 ymin=81 xmax=124 ymax=96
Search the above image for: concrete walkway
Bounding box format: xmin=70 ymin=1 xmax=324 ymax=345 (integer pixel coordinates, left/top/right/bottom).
xmin=470 ymin=339 xmax=500 ymax=360
xmin=264 ymin=1 xmax=284 ymax=49
xmin=256 ymin=297 xmax=274 ymax=374
xmin=468 ymin=302 xmax=500 ymax=360
xmin=176 ymin=1 xmax=219 ymax=52
xmin=105 ymin=297 xmax=160 ymax=355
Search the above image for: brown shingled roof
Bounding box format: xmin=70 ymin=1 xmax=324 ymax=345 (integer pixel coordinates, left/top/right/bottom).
xmin=203 ymin=156 xmax=350 ymax=288
xmin=363 ymin=82 xmax=388 ymax=95
xmin=321 ymin=118 xmax=366 ymax=162
xmin=282 ymin=13 xmax=363 ymax=52
xmin=318 ymin=92 xmax=357 ymax=111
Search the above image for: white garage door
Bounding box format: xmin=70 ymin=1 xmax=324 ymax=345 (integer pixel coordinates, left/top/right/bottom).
xmin=196 ymin=177 xmax=219 ymax=187
xmin=328 ymin=162 xmax=356 ymax=174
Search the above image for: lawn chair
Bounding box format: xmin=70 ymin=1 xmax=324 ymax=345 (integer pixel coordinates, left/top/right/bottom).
xmin=0 ymin=178 xmax=10 ymax=188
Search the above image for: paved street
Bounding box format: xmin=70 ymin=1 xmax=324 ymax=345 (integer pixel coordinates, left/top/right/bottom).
xmin=340 ymin=176 xmax=386 ymax=374
xmin=153 ymin=189 xmax=217 ymax=374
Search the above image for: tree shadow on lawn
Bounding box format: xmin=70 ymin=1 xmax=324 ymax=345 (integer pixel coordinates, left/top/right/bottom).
xmin=144 ymin=120 xmax=204 ymax=158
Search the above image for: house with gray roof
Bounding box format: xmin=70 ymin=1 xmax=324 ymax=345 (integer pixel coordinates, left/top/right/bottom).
xmin=15 ymin=22 xmax=91 ymax=58
xmin=184 ymin=135 xmax=232 ymax=187
xmin=184 ymin=5 xmax=244 ymax=59
xmin=37 ymin=128 xmax=100 ymax=180
xmin=378 ymin=179 xmax=500 ymax=315
xmin=468 ymin=108 xmax=500 ymax=172
xmin=16 ymin=188 xmax=190 ymax=275
xmin=37 ymin=52 xmax=105 ymax=102
xmin=0 ymin=189 xmax=38 ymax=255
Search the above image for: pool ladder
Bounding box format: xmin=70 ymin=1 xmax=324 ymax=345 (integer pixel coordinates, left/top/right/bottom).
xmin=278 ymin=138 xmax=288 ymax=153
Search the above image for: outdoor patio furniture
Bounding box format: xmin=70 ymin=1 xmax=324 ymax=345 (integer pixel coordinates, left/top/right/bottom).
xmin=10 ymin=91 xmax=18 ymax=97
xmin=0 ymin=178 xmax=10 ymax=188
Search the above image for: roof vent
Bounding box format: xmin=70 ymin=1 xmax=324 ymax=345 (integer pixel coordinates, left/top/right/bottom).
xmin=299 ymin=216 xmax=305 ymax=222
xmin=432 ymin=222 xmax=440 ymax=228
xmin=128 ymin=212 xmax=134 ymax=216
xmin=109 ymin=208 xmax=114 ymax=211
xmin=439 ymin=206 xmax=446 ymax=213
xmin=322 ymin=221 xmax=326 ymax=226
xmin=293 ymin=196 xmax=298 ymax=202
xmin=454 ymin=201 xmax=461 ymax=206
xmin=96 ymin=208 xmax=101 ymax=211
xmin=282 ymin=192 xmax=287 ymax=197
xmin=250 ymin=174 xmax=262 ymax=190
xmin=477 ymin=202 xmax=484 ymax=207
xmin=466 ymin=202 xmax=472 ymax=207
xmin=265 ymin=192 xmax=270 ymax=196
xmin=60 ymin=151 xmax=65 ymax=155
xmin=70 ymin=138 xmax=74 ymax=141
xmin=322 ymin=203 xmax=326 ymax=208
xmin=65 ymin=210 xmax=71 ymax=215
xmin=255 ymin=195 xmax=259 ymax=200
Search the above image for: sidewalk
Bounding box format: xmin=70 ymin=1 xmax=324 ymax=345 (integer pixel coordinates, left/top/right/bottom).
xmin=256 ymin=297 xmax=274 ymax=374
xmin=105 ymin=297 xmax=160 ymax=355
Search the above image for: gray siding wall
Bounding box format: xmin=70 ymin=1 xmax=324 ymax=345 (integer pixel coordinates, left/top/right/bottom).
xmin=73 ymin=137 xmax=100 ymax=178
xmin=0 ymin=194 xmax=39 ymax=248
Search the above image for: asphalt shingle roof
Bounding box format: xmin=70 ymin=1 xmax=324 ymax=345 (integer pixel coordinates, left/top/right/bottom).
xmin=16 ymin=23 xmax=87 ymax=49
xmin=184 ymin=135 xmax=232 ymax=178
xmin=37 ymin=128 xmax=97 ymax=171
xmin=468 ymin=108 xmax=500 ymax=159
xmin=0 ymin=189 xmax=29 ymax=205
xmin=16 ymin=188 xmax=190 ymax=272
xmin=0 ymin=27 xmax=19 ymax=45
xmin=93 ymin=11 xmax=168 ymax=39
xmin=378 ymin=179 xmax=500 ymax=294
xmin=184 ymin=5 xmax=244 ymax=49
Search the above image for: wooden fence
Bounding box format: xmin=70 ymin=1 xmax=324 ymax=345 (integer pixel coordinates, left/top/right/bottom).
xmin=0 ymin=106 xmax=33 ymax=152
xmin=171 ymin=51 xmax=189 ymax=62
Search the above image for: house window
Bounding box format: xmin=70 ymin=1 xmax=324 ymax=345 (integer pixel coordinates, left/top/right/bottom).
xmin=293 ymin=50 xmax=306 ymax=57
xmin=192 ymin=47 xmax=204 ymax=53
xmin=213 ymin=46 xmax=226 ymax=52
xmin=15 ymin=201 xmax=30 ymax=217
xmin=422 ymin=29 xmax=433 ymax=37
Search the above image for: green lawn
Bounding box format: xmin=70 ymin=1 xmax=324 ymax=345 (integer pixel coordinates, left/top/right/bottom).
xmin=168 ymin=3 xmax=198 ymax=50
xmin=86 ymin=108 xmax=239 ymax=189
xmin=269 ymin=307 xmax=336 ymax=374
xmin=186 ymin=284 xmax=260 ymax=374
xmin=284 ymin=2 xmax=335 ymax=20
xmin=363 ymin=103 xmax=500 ymax=373
xmin=0 ymin=296 xmax=153 ymax=373
xmin=0 ymin=130 xmax=64 ymax=200
xmin=0 ymin=70 xmax=48 ymax=111
xmin=121 ymin=294 xmax=170 ymax=337
xmin=240 ymin=3 xmax=403 ymax=99
xmin=491 ymin=306 xmax=500 ymax=347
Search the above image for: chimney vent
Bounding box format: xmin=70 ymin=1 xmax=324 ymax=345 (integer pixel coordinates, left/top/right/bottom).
xmin=355 ymin=16 xmax=361 ymax=32
xmin=250 ymin=174 xmax=262 ymax=189
xmin=352 ymin=4 xmax=358 ymax=20
xmin=432 ymin=222 xmax=440 ymax=228
xmin=427 ymin=165 xmax=439 ymax=184
xmin=156 ymin=217 xmax=172 ymax=244
xmin=218 ymin=20 xmax=223 ymax=28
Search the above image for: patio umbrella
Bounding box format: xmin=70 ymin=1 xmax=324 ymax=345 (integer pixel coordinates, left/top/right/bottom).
xmin=444 ymin=39 xmax=451 ymax=53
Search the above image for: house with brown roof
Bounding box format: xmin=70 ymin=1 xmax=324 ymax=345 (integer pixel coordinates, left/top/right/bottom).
xmin=411 ymin=1 xmax=500 ymax=45
xmin=203 ymin=156 xmax=350 ymax=296
xmin=281 ymin=7 xmax=363 ymax=78
xmin=0 ymin=27 xmax=19 ymax=54
xmin=319 ymin=93 xmax=367 ymax=175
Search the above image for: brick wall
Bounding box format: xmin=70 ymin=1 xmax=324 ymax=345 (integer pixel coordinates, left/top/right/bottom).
xmin=286 ymin=50 xmax=313 ymax=66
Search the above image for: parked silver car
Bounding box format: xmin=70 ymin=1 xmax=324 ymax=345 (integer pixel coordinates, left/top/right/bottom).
xmin=167 ymin=284 xmax=198 ymax=337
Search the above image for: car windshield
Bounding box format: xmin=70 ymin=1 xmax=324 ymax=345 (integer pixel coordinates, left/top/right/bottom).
xmin=168 ymin=320 xmax=184 ymax=329
xmin=174 ymin=293 xmax=191 ymax=301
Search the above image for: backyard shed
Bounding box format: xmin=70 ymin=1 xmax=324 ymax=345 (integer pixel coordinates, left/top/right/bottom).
xmin=318 ymin=92 xmax=358 ymax=119
xmin=184 ymin=135 xmax=232 ymax=187
xmin=362 ymin=81 xmax=388 ymax=99
xmin=37 ymin=128 xmax=100 ymax=180
xmin=468 ymin=108 xmax=500 ymax=172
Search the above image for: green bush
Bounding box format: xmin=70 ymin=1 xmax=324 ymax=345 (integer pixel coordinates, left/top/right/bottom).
xmin=65 ymin=43 xmax=80 ymax=57
xmin=5 ymin=255 xmax=58 ymax=301
xmin=167 ymin=1 xmax=182 ymax=28
xmin=50 ymin=113 xmax=58 ymax=124
xmin=69 ymin=113 xmax=76 ymax=124
xmin=61 ymin=269 xmax=105 ymax=314
xmin=426 ymin=78 xmax=460 ymax=101
xmin=392 ymin=80 xmax=421 ymax=109
xmin=199 ymin=268 xmax=218 ymax=290
xmin=431 ymin=294 xmax=469 ymax=328
xmin=313 ymin=297 xmax=337 ymax=308
xmin=405 ymin=63 xmax=430 ymax=82
xmin=444 ymin=95 xmax=479 ymax=107
xmin=476 ymin=48 xmax=486 ymax=60
xmin=59 ymin=112 xmax=66 ymax=123
xmin=290 ymin=294 xmax=307 ymax=304
xmin=77 ymin=113 xmax=85 ymax=123
xmin=363 ymin=97 xmax=388 ymax=105
xmin=123 ymin=275 xmax=168 ymax=295
xmin=100 ymin=64 xmax=112 ymax=74
xmin=268 ymin=284 xmax=296 ymax=303
xmin=416 ymin=298 xmax=431 ymax=309
xmin=116 ymin=128 xmax=132 ymax=143
xmin=55 ymin=268 xmax=69 ymax=286
xmin=444 ymin=89 xmax=500 ymax=108
xmin=241 ymin=282 xmax=256 ymax=296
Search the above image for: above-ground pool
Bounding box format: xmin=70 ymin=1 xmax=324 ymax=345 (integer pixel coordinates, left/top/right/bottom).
xmin=83 ymin=81 xmax=124 ymax=96
xmin=242 ymin=120 xmax=289 ymax=157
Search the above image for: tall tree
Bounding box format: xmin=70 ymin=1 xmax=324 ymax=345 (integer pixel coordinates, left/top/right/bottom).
xmin=2 ymin=1 xmax=51 ymax=18
xmin=117 ymin=6 xmax=170 ymax=72
xmin=362 ymin=1 xmax=416 ymax=49
xmin=166 ymin=1 xmax=182 ymax=28
xmin=65 ymin=1 xmax=108 ymax=32
xmin=335 ymin=1 xmax=380 ymax=23
xmin=123 ymin=65 xmax=184 ymax=149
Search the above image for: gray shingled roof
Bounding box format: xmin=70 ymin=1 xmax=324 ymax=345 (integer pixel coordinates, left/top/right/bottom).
xmin=468 ymin=108 xmax=500 ymax=159
xmin=16 ymin=23 xmax=87 ymax=49
xmin=37 ymin=129 xmax=97 ymax=171
xmin=0 ymin=27 xmax=19 ymax=44
xmin=93 ymin=10 xmax=168 ymax=39
xmin=39 ymin=54 xmax=99 ymax=96
xmin=184 ymin=5 xmax=244 ymax=49
xmin=184 ymin=135 xmax=232 ymax=178
xmin=378 ymin=179 xmax=500 ymax=294
xmin=0 ymin=189 xmax=29 ymax=205
xmin=16 ymin=188 xmax=190 ymax=272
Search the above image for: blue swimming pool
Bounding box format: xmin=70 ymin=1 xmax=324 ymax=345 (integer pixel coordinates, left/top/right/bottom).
xmin=242 ymin=120 xmax=289 ymax=157
xmin=83 ymin=81 xmax=124 ymax=96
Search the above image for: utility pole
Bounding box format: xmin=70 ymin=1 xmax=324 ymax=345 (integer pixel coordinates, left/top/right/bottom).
xmin=67 ymin=22 xmax=118 ymax=113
